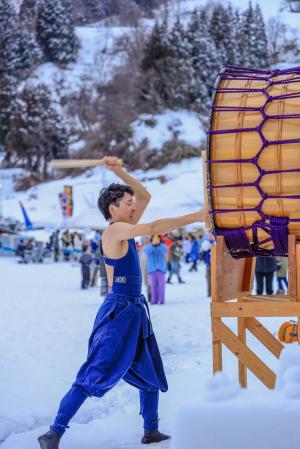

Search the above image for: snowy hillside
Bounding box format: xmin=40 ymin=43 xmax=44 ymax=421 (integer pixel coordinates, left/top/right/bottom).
xmin=1 ymin=157 xmax=204 ymax=229
xmin=28 ymin=25 xmax=130 ymax=101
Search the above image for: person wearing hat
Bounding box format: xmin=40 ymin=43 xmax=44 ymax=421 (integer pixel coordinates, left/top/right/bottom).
xmin=143 ymin=235 xmax=168 ymax=304
xmin=167 ymin=236 xmax=185 ymax=284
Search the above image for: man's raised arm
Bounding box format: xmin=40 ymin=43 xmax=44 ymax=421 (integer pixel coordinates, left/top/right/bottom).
xmin=102 ymin=156 xmax=151 ymax=223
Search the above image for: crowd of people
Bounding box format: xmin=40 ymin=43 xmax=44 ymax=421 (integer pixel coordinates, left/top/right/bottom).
xmin=15 ymin=229 xmax=289 ymax=299
xmin=15 ymin=228 xmax=214 ymax=299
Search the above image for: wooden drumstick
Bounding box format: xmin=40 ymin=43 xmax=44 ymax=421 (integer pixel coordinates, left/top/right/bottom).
xmin=50 ymin=159 xmax=123 ymax=169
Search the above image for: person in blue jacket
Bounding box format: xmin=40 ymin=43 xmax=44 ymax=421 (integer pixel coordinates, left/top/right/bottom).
xmin=38 ymin=156 xmax=204 ymax=449
xmin=188 ymin=234 xmax=200 ymax=272
xmin=143 ymin=235 xmax=168 ymax=304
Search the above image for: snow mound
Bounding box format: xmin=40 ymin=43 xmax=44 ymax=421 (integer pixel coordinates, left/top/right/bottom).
xmin=172 ymin=347 xmax=300 ymax=449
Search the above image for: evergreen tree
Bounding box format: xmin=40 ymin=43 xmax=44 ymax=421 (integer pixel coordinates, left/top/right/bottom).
xmin=232 ymin=8 xmax=245 ymax=66
xmin=0 ymin=0 xmax=21 ymax=75
xmin=37 ymin=0 xmax=80 ymax=66
xmin=209 ymin=4 xmax=238 ymax=66
xmin=240 ymin=2 xmax=265 ymax=67
xmin=19 ymin=0 xmax=37 ymax=32
xmin=84 ymin=0 xmax=106 ymax=21
xmin=141 ymin=21 xmax=170 ymax=71
xmin=223 ymin=5 xmax=239 ymax=65
xmin=140 ymin=20 xmax=171 ymax=106
xmin=253 ymin=4 xmax=270 ymax=68
xmin=209 ymin=4 xmax=227 ymax=62
xmin=186 ymin=9 xmax=220 ymax=106
xmin=164 ymin=18 xmax=196 ymax=107
xmin=15 ymin=0 xmax=42 ymax=73
xmin=0 ymin=75 xmax=16 ymax=152
xmin=6 ymin=84 xmax=69 ymax=177
xmin=16 ymin=28 xmax=43 ymax=71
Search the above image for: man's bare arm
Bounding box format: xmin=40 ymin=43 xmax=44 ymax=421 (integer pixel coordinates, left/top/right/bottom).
xmin=102 ymin=156 xmax=151 ymax=223
xmin=107 ymin=210 xmax=205 ymax=241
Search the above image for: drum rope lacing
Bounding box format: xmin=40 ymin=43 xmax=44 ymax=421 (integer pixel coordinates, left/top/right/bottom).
xmin=207 ymin=65 xmax=300 ymax=258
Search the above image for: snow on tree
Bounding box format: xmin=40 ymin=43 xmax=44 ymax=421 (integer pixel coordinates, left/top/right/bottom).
xmin=36 ymin=0 xmax=79 ymax=66
xmin=186 ymin=9 xmax=221 ymax=106
xmin=209 ymin=3 xmax=239 ymax=66
xmin=162 ymin=17 xmax=197 ymax=108
xmin=0 ymin=75 xmax=16 ymax=152
xmin=0 ymin=0 xmax=21 ymax=75
xmin=240 ymin=1 xmax=270 ymax=68
xmin=6 ymin=84 xmax=69 ymax=177
xmin=19 ymin=0 xmax=37 ymax=32
xmin=140 ymin=20 xmax=171 ymax=106
xmin=253 ymin=4 xmax=270 ymax=68
xmin=232 ymin=8 xmax=245 ymax=66
xmin=16 ymin=28 xmax=43 ymax=72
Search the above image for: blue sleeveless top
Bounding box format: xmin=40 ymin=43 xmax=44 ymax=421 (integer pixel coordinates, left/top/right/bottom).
xmin=101 ymin=238 xmax=142 ymax=297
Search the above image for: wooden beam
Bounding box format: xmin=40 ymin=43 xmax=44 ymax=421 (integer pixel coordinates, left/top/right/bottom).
xmin=50 ymin=159 xmax=123 ymax=169
xmin=246 ymin=317 xmax=283 ymax=358
xmin=211 ymin=301 xmax=300 ymax=317
xmin=214 ymin=320 xmax=276 ymax=389
xmin=238 ymin=317 xmax=247 ymax=387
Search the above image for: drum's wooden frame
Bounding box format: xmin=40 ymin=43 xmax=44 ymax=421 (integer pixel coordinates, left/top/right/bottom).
xmin=211 ymin=234 xmax=300 ymax=388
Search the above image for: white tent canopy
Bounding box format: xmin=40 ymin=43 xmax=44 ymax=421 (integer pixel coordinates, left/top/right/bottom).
xmin=69 ymin=207 xmax=107 ymax=230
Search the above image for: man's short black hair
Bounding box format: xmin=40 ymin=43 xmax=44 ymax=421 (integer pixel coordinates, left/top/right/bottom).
xmin=97 ymin=183 xmax=134 ymax=221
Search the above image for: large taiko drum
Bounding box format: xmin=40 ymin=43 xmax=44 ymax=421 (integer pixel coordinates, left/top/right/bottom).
xmin=207 ymin=65 xmax=300 ymax=258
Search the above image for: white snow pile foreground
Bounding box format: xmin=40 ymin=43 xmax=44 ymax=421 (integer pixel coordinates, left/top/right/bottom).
xmin=172 ymin=345 xmax=300 ymax=449
xmin=131 ymin=110 xmax=206 ymax=151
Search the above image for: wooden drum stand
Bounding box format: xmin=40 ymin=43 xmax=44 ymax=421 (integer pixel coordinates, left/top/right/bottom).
xmin=211 ymin=234 xmax=300 ymax=389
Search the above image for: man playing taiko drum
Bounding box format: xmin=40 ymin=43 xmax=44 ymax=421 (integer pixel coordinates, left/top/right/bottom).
xmin=38 ymin=156 xmax=205 ymax=449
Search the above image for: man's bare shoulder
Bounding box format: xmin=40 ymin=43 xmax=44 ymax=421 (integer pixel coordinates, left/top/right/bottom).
xmin=102 ymin=222 xmax=132 ymax=240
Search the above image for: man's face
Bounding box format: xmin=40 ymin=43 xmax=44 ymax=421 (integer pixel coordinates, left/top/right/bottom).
xmin=109 ymin=192 xmax=136 ymax=224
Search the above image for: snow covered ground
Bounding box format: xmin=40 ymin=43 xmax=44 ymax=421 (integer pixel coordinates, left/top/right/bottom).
xmin=0 ymin=256 xmax=291 ymax=449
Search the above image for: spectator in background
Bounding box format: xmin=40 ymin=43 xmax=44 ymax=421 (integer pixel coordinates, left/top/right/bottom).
xmin=167 ymin=236 xmax=185 ymax=284
xmin=188 ymin=234 xmax=200 ymax=272
xmin=200 ymin=234 xmax=214 ymax=297
xmin=140 ymin=236 xmax=152 ymax=303
xmin=16 ymin=239 xmax=26 ymax=263
xmin=99 ymin=251 xmax=108 ymax=297
xmin=72 ymin=232 xmax=82 ymax=261
xmin=144 ymin=235 xmax=168 ymax=304
xmin=79 ymin=245 xmax=93 ymax=289
xmin=275 ymin=256 xmax=288 ymax=294
xmin=183 ymin=236 xmax=192 ymax=263
xmin=255 ymin=256 xmax=277 ymax=295
xmin=164 ymin=233 xmax=174 ymax=280
xmin=62 ymin=230 xmax=72 ymax=261
xmin=50 ymin=230 xmax=60 ymax=262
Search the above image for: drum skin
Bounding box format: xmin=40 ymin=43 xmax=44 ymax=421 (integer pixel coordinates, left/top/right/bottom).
xmin=208 ymin=65 xmax=300 ymax=256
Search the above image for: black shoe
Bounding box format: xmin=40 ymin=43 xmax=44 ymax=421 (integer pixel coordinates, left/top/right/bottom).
xmin=141 ymin=430 xmax=171 ymax=444
xmin=179 ymin=279 xmax=186 ymax=284
xmin=166 ymin=279 xmax=173 ymax=284
xmin=38 ymin=430 xmax=61 ymax=449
